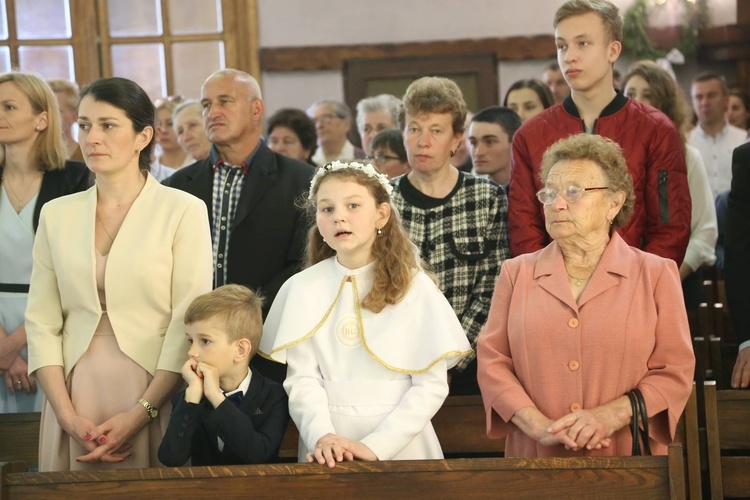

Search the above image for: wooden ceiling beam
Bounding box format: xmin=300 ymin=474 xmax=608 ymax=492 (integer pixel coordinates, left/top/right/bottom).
xmin=259 ymin=35 xmax=556 ymax=72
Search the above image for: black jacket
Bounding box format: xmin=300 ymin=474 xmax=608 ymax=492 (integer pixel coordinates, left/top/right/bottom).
xmin=163 ymin=142 xmax=313 ymax=312
xmin=158 ymin=367 xmax=290 ymax=466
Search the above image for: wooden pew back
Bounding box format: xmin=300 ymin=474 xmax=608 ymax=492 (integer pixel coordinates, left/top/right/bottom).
xmin=0 ymin=445 xmax=686 ymax=499
xmin=704 ymin=381 xmax=750 ymax=498
xmin=2 ymin=396 xmax=501 ymax=468
xmin=0 ymin=413 xmax=40 ymax=471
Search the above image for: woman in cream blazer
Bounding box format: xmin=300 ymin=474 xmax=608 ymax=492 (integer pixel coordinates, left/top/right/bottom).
xmin=25 ymin=77 xmax=212 ymax=471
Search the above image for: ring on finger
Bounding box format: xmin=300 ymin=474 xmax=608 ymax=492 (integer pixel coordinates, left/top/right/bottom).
xmin=14 ymin=380 xmax=22 ymax=386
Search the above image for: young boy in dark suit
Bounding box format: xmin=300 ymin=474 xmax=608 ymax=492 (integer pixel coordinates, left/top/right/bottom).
xmin=158 ymin=285 xmax=289 ymax=466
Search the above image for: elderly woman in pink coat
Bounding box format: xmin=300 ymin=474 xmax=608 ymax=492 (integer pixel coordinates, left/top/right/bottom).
xmin=477 ymin=134 xmax=694 ymax=457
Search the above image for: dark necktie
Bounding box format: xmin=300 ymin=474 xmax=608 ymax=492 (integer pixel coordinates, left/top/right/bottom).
xmin=224 ymin=391 xmax=243 ymax=406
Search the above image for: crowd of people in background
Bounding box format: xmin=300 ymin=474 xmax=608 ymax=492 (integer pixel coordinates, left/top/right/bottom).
xmin=1 ymin=0 xmax=749 ymax=474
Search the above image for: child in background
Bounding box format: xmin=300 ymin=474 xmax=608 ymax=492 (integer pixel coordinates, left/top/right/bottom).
xmin=260 ymin=161 xmax=471 ymax=468
xmin=159 ymin=285 xmax=289 ymax=466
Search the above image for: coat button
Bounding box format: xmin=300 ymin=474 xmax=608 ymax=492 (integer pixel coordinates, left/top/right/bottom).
xmin=568 ymin=318 xmax=579 ymax=328
xmin=570 ymin=403 xmax=582 ymax=412
xmin=568 ymin=360 xmax=579 ymax=371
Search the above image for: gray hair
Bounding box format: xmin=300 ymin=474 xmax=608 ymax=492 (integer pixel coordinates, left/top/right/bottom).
xmin=172 ymin=99 xmax=202 ymax=128
xmin=307 ymin=99 xmax=351 ymax=120
xmin=355 ymin=94 xmax=401 ymax=134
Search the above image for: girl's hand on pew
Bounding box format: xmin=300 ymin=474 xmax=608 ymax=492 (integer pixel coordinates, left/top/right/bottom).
xmin=309 ymin=433 xmax=354 ymax=468
xmin=308 ymin=433 xmax=377 ymax=467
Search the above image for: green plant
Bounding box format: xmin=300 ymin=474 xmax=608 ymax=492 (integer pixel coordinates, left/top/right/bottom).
xmin=622 ymin=0 xmax=710 ymax=61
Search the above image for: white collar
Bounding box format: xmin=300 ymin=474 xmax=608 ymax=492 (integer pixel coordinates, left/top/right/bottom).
xmin=223 ymin=368 xmax=251 ymax=398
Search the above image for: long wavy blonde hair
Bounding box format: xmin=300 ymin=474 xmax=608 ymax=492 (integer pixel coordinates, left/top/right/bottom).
xmin=305 ymin=166 xmax=421 ymax=313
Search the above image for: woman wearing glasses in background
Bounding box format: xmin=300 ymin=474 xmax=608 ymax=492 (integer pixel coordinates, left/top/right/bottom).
xmin=368 ymin=129 xmax=410 ymax=178
xmin=477 ymin=133 xmax=694 ymax=457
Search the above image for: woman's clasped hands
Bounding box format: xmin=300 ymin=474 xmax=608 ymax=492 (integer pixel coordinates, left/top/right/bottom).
xmin=544 ymin=397 xmax=632 ymax=452
xmin=61 ymin=408 xmax=147 ymax=463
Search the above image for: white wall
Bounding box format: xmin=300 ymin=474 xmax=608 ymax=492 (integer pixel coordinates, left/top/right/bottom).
xmin=258 ymin=0 xmax=738 ymax=117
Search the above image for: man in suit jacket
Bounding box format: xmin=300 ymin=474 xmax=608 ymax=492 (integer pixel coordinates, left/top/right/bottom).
xmin=725 ymin=142 xmax=750 ymax=388
xmin=164 ymin=70 xmax=314 ymax=382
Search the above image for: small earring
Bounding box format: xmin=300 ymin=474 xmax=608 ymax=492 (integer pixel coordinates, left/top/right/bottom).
xmin=607 ymin=218 xmax=613 ymax=226
xmin=376 ymin=228 xmax=382 ymax=236
xmin=449 ymin=149 xmax=456 ymax=157
xmin=35 ymin=127 xmax=40 ymax=131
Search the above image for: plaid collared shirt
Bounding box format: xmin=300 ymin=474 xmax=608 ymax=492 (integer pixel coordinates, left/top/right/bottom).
xmin=211 ymin=160 xmax=247 ymax=287
xmin=391 ymin=172 xmax=510 ymax=370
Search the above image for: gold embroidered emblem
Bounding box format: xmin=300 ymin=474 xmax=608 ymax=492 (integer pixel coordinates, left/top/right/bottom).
xmin=336 ymin=316 xmax=361 ymax=348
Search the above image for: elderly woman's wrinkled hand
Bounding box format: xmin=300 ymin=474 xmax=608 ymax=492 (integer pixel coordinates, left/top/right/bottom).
xmin=547 ymin=396 xmax=631 ymax=451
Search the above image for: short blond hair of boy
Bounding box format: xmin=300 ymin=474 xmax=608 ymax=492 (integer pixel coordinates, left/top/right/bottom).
xmin=184 ymin=285 xmax=264 ymax=357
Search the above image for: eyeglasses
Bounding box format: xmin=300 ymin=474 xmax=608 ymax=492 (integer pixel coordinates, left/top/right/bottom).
xmin=312 ymin=113 xmax=343 ymax=125
xmin=367 ymin=154 xmax=401 ymax=166
xmin=536 ymin=185 xmax=610 ymax=205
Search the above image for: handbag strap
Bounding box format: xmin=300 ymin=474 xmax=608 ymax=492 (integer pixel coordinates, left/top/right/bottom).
xmin=626 ymin=390 xmax=641 ymax=455
xmin=632 ymin=388 xmax=651 ymax=455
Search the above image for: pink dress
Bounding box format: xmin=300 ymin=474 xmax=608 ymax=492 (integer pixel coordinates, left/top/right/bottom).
xmin=38 ymin=250 xmax=170 ymax=471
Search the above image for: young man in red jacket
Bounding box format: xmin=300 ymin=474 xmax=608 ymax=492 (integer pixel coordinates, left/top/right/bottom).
xmin=509 ymin=0 xmax=690 ymax=264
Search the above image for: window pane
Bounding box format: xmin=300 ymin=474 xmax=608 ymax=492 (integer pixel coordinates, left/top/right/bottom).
xmin=107 ymin=0 xmax=162 ymax=37
xmin=111 ymin=43 xmax=166 ymax=101
xmin=171 ymin=41 xmax=224 ymax=99
xmin=0 ymin=1 xmax=8 ymax=40
xmin=15 ymin=0 xmax=71 ymax=40
xmin=18 ymin=45 xmax=75 ymax=80
xmin=0 ymin=47 xmax=10 ymax=73
xmin=168 ymin=0 xmax=222 ymax=34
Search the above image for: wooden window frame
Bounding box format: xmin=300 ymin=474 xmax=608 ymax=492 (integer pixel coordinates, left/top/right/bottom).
xmin=1 ymin=0 xmax=259 ymax=90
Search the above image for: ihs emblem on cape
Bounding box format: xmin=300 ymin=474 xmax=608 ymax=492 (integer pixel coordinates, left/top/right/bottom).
xmin=335 ymin=316 xmax=362 ymax=348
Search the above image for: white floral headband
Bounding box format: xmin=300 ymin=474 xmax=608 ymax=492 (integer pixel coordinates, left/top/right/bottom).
xmin=308 ymin=160 xmax=394 ymax=200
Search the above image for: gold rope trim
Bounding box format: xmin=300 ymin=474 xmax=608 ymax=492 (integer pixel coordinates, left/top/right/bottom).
xmin=351 ymin=275 xmax=473 ymax=375
xmin=258 ymin=274 xmax=349 ymax=359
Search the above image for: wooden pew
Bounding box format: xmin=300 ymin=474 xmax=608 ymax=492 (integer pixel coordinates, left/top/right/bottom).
xmin=674 ymin=383 xmax=702 ymax=500
xmin=0 ymin=444 xmax=686 ymax=499
xmin=704 ymin=381 xmax=750 ymax=499
xmin=0 ymin=413 xmax=40 ymax=470
xmin=0 ymin=396 xmax=501 ymax=469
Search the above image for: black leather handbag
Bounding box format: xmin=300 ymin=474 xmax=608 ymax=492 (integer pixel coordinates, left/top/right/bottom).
xmin=626 ymin=388 xmax=651 ymax=456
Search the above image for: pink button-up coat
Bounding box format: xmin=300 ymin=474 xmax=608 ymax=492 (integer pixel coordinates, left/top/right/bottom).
xmin=477 ymin=232 xmax=695 ymax=457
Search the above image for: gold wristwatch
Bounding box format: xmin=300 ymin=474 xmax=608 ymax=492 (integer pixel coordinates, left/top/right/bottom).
xmin=138 ymin=398 xmax=159 ymax=419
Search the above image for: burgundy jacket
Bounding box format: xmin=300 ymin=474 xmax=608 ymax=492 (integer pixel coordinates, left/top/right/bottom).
xmin=508 ymin=93 xmax=691 ymax=264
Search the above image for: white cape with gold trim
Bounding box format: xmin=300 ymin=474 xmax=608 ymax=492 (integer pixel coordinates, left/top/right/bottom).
xmin=259 ymin=257 xmax=472 ymax=372
xmin=259 ymin=258 xmax=472 ymax=460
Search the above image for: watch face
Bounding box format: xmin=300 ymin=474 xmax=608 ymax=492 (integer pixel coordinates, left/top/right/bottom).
xmin=149 ymin=409 xmax=158 ymax=418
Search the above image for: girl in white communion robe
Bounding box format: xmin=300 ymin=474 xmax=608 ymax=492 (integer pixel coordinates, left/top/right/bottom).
xmin=259 ymin=161 xmax=471 ymax=468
